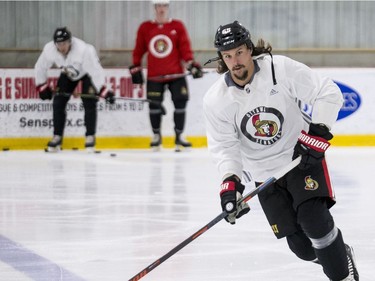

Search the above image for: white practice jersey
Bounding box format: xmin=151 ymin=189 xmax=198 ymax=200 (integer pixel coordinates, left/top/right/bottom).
xmin=203 ymin=55 xmax=344 ymax=182
xmin=35 ymin=37 xmax=105 ymax=92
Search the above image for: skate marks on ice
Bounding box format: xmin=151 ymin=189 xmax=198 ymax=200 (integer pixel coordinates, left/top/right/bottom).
xmin=0 ymin=148 xmax=374 ymax=280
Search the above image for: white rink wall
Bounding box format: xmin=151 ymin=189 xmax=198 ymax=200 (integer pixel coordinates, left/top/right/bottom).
xmin=0 ymin=68 xmax=215 ymax=138
xmin=0 ymin=68 xmax=373 ymax=145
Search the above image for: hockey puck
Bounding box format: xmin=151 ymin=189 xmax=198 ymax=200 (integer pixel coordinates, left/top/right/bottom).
xmin=2 ymin=148 xmax=10 ymax=151
xmin=94 ymin=150 xmax=102 ymax=154
xmin=72 ymin=147 xmax=79 ymax=150
xmin=110 ymin=153 xmax=117 ymax=157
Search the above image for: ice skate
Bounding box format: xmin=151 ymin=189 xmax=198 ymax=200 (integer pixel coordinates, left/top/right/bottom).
xmin=175 ymin=133 xmax=191 ymax=152
xmin=330 ymin=245 xmax=359 ymax=281
xmin=344 ymin=244 xmax=359 ymax=281
xmin=85 ymin=135 xmax=96 ymax=153
xmin=339 ymin=275 xmax=356 ymax=281
xmin=150 ymin=133 xmax=162 ymax=151
xmin=45 ymin=135 xmax=62 ymax=152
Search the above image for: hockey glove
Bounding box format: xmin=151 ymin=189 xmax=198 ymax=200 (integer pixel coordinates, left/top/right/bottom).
xmin=62 ymin=66 xmax=80 ymax=79
xmin=293 ymin=123 xmax=333 ymax=170
xmin=129 ymin=65 xmax=144 ymax=85
xmin=220 ymin=175 xmax=250 ymax=225
xmin=98 ymin=86 xmax=116 ymax=104
xmin=187 ymin=61 xmax=203 ymax=79
xmin=36 ymin=83 xmax=53 ymax=100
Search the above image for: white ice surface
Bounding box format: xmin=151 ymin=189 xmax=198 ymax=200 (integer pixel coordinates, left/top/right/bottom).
xmin=0 ymin=147 xmax=373 ymax=281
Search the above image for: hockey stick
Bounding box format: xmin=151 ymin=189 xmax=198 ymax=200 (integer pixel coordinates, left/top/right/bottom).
xmin=128 ymin=156 xmax=301 ymax=281
xmin=148 ymin=73 xmax=188 ymax=81
xmin=55 ymin=92 xmax=166 ymax=115
xmin=148 ymin=70 xmax=211 ymax=81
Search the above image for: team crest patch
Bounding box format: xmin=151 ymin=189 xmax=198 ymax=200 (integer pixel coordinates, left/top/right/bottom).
xmin=304 ymin=176 xmax=319 ymax=191
xmin=149 ymin=34 xmax=173 ymax=58
xmin=240 ymin=106 xmax=284 ymax=145
xmin=252 ymin=114 xmax=278 ymax=137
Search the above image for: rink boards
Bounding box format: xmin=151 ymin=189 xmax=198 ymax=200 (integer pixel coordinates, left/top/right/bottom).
xmin=0 ymin=68 xmax=374 ymax=149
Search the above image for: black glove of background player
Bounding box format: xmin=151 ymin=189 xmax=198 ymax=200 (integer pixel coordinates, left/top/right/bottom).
xmin=36 ymin=83 xmax=53 ymax=100
xmin=129 ymin=65 xmax=144 ymax=85
xmin=98 ymin=86 xmax=115 ymax=104
xmin=187 ymin=61 xmax=203 ymax=79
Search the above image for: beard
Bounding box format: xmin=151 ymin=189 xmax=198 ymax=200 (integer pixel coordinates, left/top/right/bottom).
xmin=233 ymin=70 xmax=249 ymax=81
xmin=232 ymin=65 xmax=248 ymax=81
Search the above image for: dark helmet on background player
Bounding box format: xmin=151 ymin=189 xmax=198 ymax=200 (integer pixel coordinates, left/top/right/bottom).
xmin=53 ymin=27 xmax=72 ymax=43
xmin=214 ymin=21 xmax=253 ymax=51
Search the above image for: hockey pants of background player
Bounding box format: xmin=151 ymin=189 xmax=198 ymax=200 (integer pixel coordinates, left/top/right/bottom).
xmin=147 ymin=78 xmax=189 ymax=136
xmin=53 ymin=74 xmax=98 ymax=137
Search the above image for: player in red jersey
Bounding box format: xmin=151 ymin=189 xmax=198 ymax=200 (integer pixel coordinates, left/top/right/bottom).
xmin=130 ymin=0 xmax=203 ymax=151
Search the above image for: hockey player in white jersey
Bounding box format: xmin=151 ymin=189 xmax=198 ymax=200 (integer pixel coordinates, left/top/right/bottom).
xmin=203 ymin=21 xmax=358 ymax=281
xmin=35 ymin=27 xmax=115 ymax=152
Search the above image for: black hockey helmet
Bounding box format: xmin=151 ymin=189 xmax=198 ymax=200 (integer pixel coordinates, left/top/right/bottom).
xmin=53 ymin=27 xmax=72 ymax=43
xmin=214 ymin=21 xmax=252 ymax=51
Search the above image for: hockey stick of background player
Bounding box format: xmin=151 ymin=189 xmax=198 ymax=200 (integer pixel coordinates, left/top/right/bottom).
xmin=148 ymin=70 xmax=211 ymax=81
xmin=55 ymin=92 xmax=167 ymax=115
xmin=128 ymin=156 xmax=302 ymax=281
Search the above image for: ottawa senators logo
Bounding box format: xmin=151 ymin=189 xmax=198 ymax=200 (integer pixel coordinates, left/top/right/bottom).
xmin=304 ymin=176 xmax=319 ymax=191
xmin=252 ymin=114 xmax=278 ymax=137
xmin=155 ymin=40 xmax=167 ymax=53
xmin=240 ymin=106 xmax=284 ymax=145
xmin=149 ymin=34 xmax=173 ymax=58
